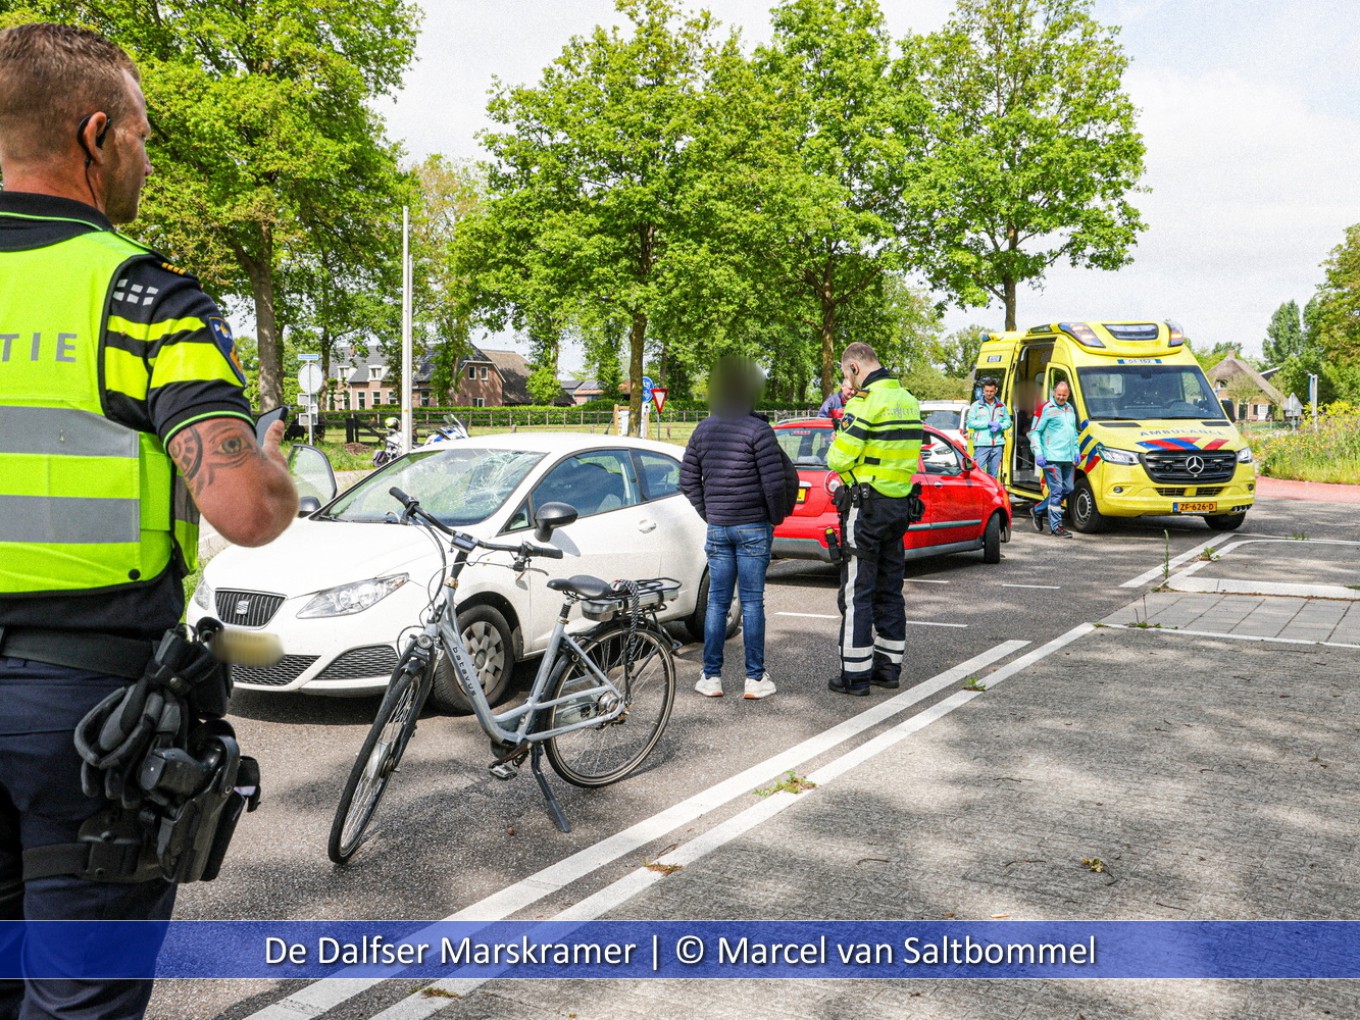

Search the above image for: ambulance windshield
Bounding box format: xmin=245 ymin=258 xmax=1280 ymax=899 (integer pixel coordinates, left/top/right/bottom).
xmin=1076 ymin=364 xmax=1227 ymax=422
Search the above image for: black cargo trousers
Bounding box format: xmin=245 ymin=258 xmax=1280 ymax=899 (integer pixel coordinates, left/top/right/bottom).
xmin=835 ymin=488 xmax=914 ymax=691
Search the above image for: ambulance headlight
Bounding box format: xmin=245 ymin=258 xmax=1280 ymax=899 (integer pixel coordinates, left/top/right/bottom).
xmin=1101 ymin=447 xmax=1140 ymax=466
xmin=1237 ymin=447 xmax=1254 ymax=464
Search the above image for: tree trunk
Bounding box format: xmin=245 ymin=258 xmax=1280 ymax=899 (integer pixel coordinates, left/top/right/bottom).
xmin=1004 ymin=276 xmax=1018 ymax=332
xmin=246 ymin=250 xmax=282 ymax=410
xmin=628 ymin=310 xmax=646 ymax=437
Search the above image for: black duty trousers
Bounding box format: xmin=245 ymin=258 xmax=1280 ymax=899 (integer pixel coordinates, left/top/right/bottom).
xmin=836 ymin=493 xmax=913 ymax=689
xmin=0 ymin=656 xmax=174 ymax=1020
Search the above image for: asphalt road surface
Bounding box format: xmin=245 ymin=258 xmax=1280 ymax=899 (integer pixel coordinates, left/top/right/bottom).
xmin=148 ymin=494 xmax=1360 ymax=1020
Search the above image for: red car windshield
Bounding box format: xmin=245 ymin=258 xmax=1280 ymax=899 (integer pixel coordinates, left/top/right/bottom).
xmin=775 ymin=426 xmax=836 ymax=468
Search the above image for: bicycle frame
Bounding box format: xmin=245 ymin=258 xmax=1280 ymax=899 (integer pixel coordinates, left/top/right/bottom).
xmin=431 ymin=592 xmax=626 ymax=748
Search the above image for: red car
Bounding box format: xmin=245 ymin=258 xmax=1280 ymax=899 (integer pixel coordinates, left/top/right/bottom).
xmin=772 ymin=418 xmax=1012 ymax=564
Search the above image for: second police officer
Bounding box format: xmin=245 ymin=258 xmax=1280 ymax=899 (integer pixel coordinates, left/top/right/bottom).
xmin=825 ymin=343 xmax=924 ymax=696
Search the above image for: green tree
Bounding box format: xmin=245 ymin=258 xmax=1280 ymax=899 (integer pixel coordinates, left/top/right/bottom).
xmin=915 ymin=0 xmax=1146 ymax=329
xmin=1315 ymin=223 xmax=1360 ymax=373
xmin=933 ymin=325 xmax=989 ymax=378
xmin=1262 ymin=300 xmax=1305 ymax=365
xmin=476 ymin=0 xmax=742 ymax=434
xmin=32 ymin=0 xmax=420 ymax=408
xmin=747 ymin=0 xmax=928 ymax=396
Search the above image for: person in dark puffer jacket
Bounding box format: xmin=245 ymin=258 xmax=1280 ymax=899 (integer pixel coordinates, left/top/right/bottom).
xmin=680 ymin=356 xmax=792 ymax=701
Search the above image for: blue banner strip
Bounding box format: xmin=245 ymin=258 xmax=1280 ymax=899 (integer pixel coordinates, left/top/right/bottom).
xmin=2 ymin=921 xmax=1358 ymax=980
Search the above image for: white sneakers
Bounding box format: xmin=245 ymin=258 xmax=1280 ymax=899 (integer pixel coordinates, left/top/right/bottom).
xmin=694 ymin=674 xmax=724 ymax=697
xmin=744 ymin=674 xmax=777 ymax=700
xmin=695 ymin=672 xmax=777 ymax=699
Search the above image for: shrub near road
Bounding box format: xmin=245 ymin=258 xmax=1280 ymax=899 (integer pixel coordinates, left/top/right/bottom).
xmin=1256 ymin=404 xmax=1360 ymax=484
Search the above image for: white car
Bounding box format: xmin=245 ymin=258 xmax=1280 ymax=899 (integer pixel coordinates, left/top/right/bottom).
xmin=918 ymin=399 xmax=969 ymax=449
xmin=189 ymin=433 xmax=731 ymax=712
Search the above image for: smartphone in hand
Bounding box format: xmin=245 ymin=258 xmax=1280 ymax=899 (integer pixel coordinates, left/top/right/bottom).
xmin=254 ymin=406 xmax=289 ymax=444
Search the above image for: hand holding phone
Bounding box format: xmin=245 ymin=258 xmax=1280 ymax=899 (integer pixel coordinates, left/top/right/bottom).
xmin=254 ymin=406 xmax=288 ymax=444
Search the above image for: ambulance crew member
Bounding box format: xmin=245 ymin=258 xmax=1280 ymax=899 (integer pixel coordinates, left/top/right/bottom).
xmin=0 ymin=23 xmax=296 ymax=1019
xmin=825 ymin=343 xmax=923 ymax=696
xmin=1029 ymin=380 xmax=1080 ymax=538
xmin=966 ymin=376 xmax=1011 ymax=478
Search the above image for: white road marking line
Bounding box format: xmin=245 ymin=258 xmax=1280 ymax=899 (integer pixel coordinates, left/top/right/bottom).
xmin=375 ymin=628 xmax=1091 ymax=1018
xmin=776 ymin=612 xmax=839 ymax=619
xmin=1002 ymin=583 xmax=1061 ymax=589
xmin=905 ymin=578 xmax=949 ymax=584
xmin=1101 ymin=623 xmax=1360 ymax=650
xmin=244 ymin=639 xmax=1031 ymax=1020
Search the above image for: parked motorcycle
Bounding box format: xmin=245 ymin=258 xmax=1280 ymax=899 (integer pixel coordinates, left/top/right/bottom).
xmin=421 ymin=414 xmax=469 ymax=446
xmin=372 ymin=417 xmax=405 ymax=467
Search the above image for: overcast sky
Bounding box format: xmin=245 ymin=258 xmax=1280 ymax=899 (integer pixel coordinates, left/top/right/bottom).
xmin=378 ymin=0 xmax=1360 ymax=368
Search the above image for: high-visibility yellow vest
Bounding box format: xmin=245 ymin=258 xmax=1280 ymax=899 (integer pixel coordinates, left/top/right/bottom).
xmin=827 ymin=376 xmax=923 ymax=497
xmin=0 ymin=229 xmax=197 ymax=595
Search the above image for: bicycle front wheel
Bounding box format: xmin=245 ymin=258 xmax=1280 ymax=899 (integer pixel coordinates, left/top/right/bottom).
xmin=544 ymin=623 xmax=676 ymax=788
xmin=328 ymin=661 xmax=430 ymax=863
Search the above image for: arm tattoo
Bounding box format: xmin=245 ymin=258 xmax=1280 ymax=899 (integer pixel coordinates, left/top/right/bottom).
xmin=169 ymin=420 xmax=267 ymax=497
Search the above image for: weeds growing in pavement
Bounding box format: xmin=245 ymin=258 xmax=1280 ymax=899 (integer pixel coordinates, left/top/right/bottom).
xmin=962 ymin=677 xmax=987 ymax=692
xmin=755 ymin=770 xmax=816 ymax=797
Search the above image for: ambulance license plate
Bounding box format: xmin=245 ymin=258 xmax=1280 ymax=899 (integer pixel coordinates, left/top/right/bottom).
xmin=1173 ymin=501 xmax=1217 ymax=513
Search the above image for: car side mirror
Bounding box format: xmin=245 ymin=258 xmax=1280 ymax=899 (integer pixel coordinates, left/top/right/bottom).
xmin=961 ymin=457 xmax=976 ymax=474
xmin=535 ymin=501 xmax=579 ymax=543
xmin=298 ymin=495 xmax=322 ymax=517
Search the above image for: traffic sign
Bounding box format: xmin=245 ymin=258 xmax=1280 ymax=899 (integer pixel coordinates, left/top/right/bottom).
xmin=298 ymin=353 xmax=320 ymax=362
xmin=297 ymin=363 xmax=323 ymax=395
xmin=642 ymin=375 xmax=654 ymax=403
xmin=652 ymin=387 xmax=668 ymax=414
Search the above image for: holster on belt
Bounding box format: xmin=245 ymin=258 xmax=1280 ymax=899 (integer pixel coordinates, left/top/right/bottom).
xmin=30 ymin=618 xmax=263 ymax=885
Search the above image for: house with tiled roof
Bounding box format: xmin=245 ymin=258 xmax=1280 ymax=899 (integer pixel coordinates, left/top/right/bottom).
xmin=322 ymin=344 xmax=570 ymax=409
xmin=1208 ymin=355 xmax=1284 ymax=422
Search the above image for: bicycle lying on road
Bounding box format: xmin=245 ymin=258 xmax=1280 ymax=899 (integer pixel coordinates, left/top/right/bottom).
xmin=328 ymin=488 xmax=678 ymax=864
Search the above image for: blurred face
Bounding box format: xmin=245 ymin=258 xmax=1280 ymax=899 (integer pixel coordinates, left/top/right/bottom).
xmin=983 ymin=383 xmax=998 ymax=401
xmin=1053 ymin=381 xmax=1070 ymax=404
xmin=101 ymin=71 xmax=151 ymax=225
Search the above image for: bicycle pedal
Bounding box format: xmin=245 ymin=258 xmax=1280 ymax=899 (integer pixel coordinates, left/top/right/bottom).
xmin=488 ymin=761 xmax=519 ymax=781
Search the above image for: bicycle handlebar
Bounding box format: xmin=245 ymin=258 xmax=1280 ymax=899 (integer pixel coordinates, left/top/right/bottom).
xmin=388 ymin=487 xmax=563 ymax=560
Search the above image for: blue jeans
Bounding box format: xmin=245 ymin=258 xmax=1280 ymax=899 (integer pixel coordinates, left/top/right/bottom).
xmin=703 ymin=523 xmax=773 ymax=679
xmin=1033 ymin=463 xmax=1075 ymax=531
xmin=974 ymin=444 xmax=1003 ymax=478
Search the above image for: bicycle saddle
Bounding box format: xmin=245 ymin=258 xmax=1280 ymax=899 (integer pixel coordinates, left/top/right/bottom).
xmin=546 ymin=574 xmax=614 ymax=599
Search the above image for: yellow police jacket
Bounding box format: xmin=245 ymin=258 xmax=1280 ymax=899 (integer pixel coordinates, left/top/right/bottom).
xmin=0 ymin=230 xmax=196 ymax=595
xmin=827 ymin=373 xmax=923 ymax=497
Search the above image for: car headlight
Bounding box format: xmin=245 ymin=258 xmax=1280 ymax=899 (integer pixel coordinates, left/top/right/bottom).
xmin=1236 ymin=447 xmax=1254 ymax=464
xmin=1100 ymin=447 xmax=1140 ymax=466
xmin=192 ymin=577 xmax=214 ymax=611
xmin=297 ymin=574 xmax=409 ymax=618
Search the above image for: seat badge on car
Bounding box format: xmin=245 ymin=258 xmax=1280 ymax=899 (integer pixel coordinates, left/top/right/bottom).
xmin=235 ymin=598 xmax=251 ymax=617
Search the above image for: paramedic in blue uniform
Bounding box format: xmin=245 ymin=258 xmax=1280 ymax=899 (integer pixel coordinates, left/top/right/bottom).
xmin=1028 ymin=380 xmax=1080 ymax=538
xmin=0 ymin=23 xmax=297 ymax=1019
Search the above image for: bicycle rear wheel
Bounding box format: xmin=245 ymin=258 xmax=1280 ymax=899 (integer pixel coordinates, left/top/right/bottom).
xmin=328 ymin=659 xmax=430 ymax=863
xmin=544 ymin=623 xmax=676 ymax=788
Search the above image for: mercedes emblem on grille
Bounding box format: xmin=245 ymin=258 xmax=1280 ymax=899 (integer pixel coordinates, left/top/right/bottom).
xmin=235 ymin=598 xmax=251 ymax=616
xmin=1185 ymin=455 xmax=1205 ymax=475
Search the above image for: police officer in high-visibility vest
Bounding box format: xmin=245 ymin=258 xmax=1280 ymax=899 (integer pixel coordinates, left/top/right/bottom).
xmin=0 ymin=23 xmax=297 ymax=1019
xmin=826 ymin=343 xmax=924 ymax=696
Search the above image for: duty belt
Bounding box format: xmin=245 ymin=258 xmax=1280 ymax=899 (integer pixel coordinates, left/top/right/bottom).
xmin=0 ymin=625 xmax=154 ymax=680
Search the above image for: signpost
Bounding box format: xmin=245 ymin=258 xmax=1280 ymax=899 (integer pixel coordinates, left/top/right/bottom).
xmin=297 ymin=362 xmax=323 ymax=445
xmin=1284 ymin=393 xmax=1303 ymax=429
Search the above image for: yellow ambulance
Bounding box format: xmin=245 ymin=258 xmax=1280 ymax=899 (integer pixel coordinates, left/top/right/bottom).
xmin=974 ymin=320 xmax=1257 ymax=532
